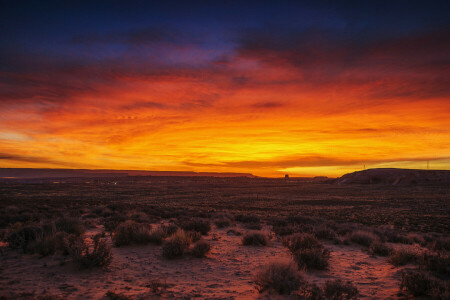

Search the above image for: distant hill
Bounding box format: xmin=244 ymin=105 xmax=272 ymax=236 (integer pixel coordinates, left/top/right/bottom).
xmin=0 ymin=168 xmax=256 ymax=179
xmin=333 ymin=168 xmax=450 ymax=185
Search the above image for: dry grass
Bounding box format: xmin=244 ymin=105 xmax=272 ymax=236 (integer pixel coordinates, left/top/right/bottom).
xmin=191 ymin=240 xmax=211 ymax=258
xmin=388 ymin=247 xmax=419 ymax=266
xmin=254 ymin=261 xmax=303 ymax=295
xmin=368 ymin=240 xmax=392 ymax=256
xmin=323 ymin=279 xmax=358 ymax=299
xmin=70 ymin=234 xmax=112 ymax=268
xmin=284 ymin=233 xmax=330 ymax=270
xmin=349 ymin=230 xmax=378 ymax=247
xmin=112 ymin=220 xmax=152 ymax=246
xmin=162 ymin=229 xmax=192 ymax=259
xmin=242 ymin=231 xmax=269 ymax=246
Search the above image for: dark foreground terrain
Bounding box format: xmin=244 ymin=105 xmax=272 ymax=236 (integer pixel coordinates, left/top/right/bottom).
xmin=0 ymin=176 xmax=449 ymax=299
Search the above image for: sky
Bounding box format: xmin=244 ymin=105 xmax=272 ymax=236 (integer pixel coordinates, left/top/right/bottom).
xmin=1 ymin=0 xmax=449 ymax=177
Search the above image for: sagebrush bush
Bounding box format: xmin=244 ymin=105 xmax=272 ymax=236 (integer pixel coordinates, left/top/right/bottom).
xmin=323 ymin=279 xmax=358 ymax=300
xmin=162 ymin=230 xmax=191 ymax=259
xmin=214 ymin=218 xmax=231 ymax=228
xmin=161 ymin=223 xmax=178 ymax=236
xmin=70 ymin=234 xmax=112 ymax=268
xmin=369 ymin=241 xmax=392 ymax=256
xmin=191 ymin=240 xmax=211 ymax=258
xmin=105 ymin=290 xmax=131 ymax=300
xmin=313 ymin=225 xmax=336 ymax=240
xmin=420 ymin=251 xmax=450 ymax=276
xmin=350 ymin=230 xmax=378 ymax=247
xmin=389 ymin=247 xmax=419 ymax=266
xmin=400 ymin=270 xmax=432 ymax=296
xmin=427 ymin=237 xmax=450 ymax=252
xmin=284 ymin=233 xmax=330 ymax=270
xmin=179 ymin=218 xmax=211 ymax=235
xmin=235 ymin=214 xmax=260 ymax=224
xmin=55 ymin=217 xmax=85 ymax=236
xmin=292 ymin=247 xmax=330 ymax=270
xmin=7 ymin=224 xmax=42 ymax=251
xmin=284 ymin=233 xmax=322 ymax=252
xmin=147 ymin=229 xmax=165 ymax=245
xmin=254 ymin=261 xmax=303 ymax=295
xmin=242 ymin=232 xmax=269 ymax=246
xmin=113 ymin=220 xmax=151 ymax=246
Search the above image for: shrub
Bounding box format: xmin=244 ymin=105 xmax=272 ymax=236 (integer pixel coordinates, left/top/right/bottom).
xmin=161 ymin=223 xmax=178 ymax=236
xmin=7 ymin=224 xmax=42 ymax=251
xmin=147 ymin=229 xmax=165 ymax=245
xmin=420 ymin=251 xmax=450 ymax=276
xmin=235 ymin=214 xmax=260 ymax=224
xmin=323 ymin=279 xmax=358 ymax=300
xmin=292 ymin=247 xmax=330 ymax=270
xmin=105 ymin=290 xmax=131 ymax=300
xmin=400 ymin=271 xmax=432 ymax=296
xmin=283 ymin=233 xmax=330 ymax=271
xmin=214 ymin=218 xmax=231 ymax=228
xmin=162 ymin=230 xmax=191 ymax=259
xmin=242 ymin=232 xmax=269 ymax=246
xmin=389 ymin=248 xmax=419 ymax=266
xmin=254 ymin=261 xmax=303 ymax=295
xmin=101 ymin=214 xmax=127 ymax=232
xmin=113 ymin=220 xmax=151 ymax=246
xmin=313 ymin=225 xmax=336 ymax=240
xmin=284 ymin=233 xmax=322 ymax=252
xmin=179 ymin=218 xmax=211 ymax=235
xmin=191 ymin=240 xmax=211 ymax=258
xmin=369 ymin=241 xmax=392 ymax=256
xmin=427 ymin=237 xmax=450 ymax=252
xmin=350 ymin=230 xmax=378 ymax=247
xmin=186 ymin=230 xmax=202 ymax=243
xmin=55 ymin=217 xmax=85 ymax=236
xmin=70 ymin=234 xmax=112 ymax=268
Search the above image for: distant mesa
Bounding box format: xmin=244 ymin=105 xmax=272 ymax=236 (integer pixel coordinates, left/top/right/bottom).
xmin=333 ymin=168 xmax=450 ymax=186
xmin=0 ymin=168 xmax=256 ymax=179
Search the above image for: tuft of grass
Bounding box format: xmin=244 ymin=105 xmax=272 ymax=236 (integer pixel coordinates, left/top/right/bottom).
xmin=388 ymin=247 xmax=419 ymax=266
xmin=214 ymin=218 xmax=231 ymax=228
xmin=242 ymin=231 xmax=269 ymax=246
xmin=112 ymin=220 xmax=151 ymax=246
xmin=284 ymin=233 xmax=330 ymax=270
xmin=292 ymin=247 xmax=330 ymax=270
xmin=400 ymin=270 xmax=433 ymax=297
xmin=284 ymin=233 xmax=322 ymax=252
xmin=254 ymin=261 xmax=303 ymax=295
xmin=162 ymin=229 xmax=191 ymax=259
xmin=105 ymin=290 xmax=132 ymax=300
xmin=70 ymin=234 xmax=112 ymax=268
xmin=191 ymin=240 xmax=211 ymax=258
xmin=179 ymin=218 xmax=211 ymax=235
xmin=369 ymin=241 xmax=392 ymax=256
xmin=349 ymin=230 xmax=378 ymax=247
xmin=323 ymin=279 xmax=358 ymax=299
xmin=55 ymin=217 xmax=85 ymax=236
xmin=420 ymin=251 xmax=450 ymax=276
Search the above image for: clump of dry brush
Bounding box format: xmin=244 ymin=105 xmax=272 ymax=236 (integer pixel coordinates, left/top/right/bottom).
xmin=283 ymin=233 xmax=330 ymax=270
xmin=254 ymin=260 xmax=358 ymax=299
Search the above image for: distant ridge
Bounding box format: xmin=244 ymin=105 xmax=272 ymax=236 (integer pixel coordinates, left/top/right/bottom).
xmin=333 ymin=168 xmax=450 ymax=185
xmin=0 ymin=168 xmax=256 ymax=179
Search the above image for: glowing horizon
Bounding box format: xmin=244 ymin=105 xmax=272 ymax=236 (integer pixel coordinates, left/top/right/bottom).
xmin=1 ymin=2 xmax=449 ymax=177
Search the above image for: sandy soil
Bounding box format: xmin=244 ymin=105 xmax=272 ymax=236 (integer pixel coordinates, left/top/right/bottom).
xmin=0 ymin=224 xmax=410 ymax=299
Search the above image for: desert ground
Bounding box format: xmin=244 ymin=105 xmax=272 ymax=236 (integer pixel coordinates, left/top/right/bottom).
xmin=0 ymin=175 xmax=449 ymax=299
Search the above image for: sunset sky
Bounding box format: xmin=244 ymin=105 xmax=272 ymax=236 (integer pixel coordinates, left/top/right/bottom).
xmin=1 ymin=1 xmax=449 ymax=177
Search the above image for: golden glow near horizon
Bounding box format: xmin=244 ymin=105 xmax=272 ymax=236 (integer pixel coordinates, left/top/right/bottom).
xmin=1 ymin=64 xmax=449 ymax=177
